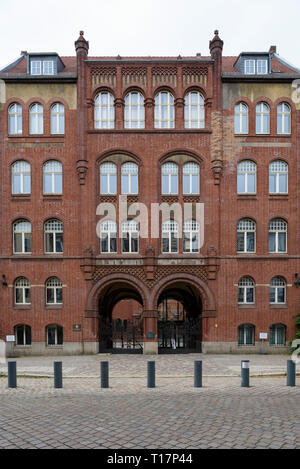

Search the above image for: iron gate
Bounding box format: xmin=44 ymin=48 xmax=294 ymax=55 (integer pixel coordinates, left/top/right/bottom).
xmin=158 ymin=318 xmax=202 ymax=354
xmin=99 ymin=317 xmax=143 ymax=354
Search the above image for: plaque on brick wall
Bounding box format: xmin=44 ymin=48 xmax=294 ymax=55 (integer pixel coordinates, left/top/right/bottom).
xmin=73 ymin=324 xmax=82 ymax=332
xmin=146 ymin=332 xmax=155 ymax=339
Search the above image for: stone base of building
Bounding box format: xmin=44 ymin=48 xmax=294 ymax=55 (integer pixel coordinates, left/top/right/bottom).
xmin=143 ymin=342 xmax=158 ymax=355
xmin=9 ymin=342 xmax=99 ymax=357
xmin=202 ymin=342 xmax=290 ymax=354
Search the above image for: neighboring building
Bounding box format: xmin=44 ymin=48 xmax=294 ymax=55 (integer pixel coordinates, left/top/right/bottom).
xmin=0 ymin=31 xmax=299 ymax=355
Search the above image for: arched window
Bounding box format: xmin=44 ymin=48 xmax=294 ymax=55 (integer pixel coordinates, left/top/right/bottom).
xmin=155 ymin=91 xmax=174 ymax=129
xmin=12 ymin=161 xmax=31 ymax=195
xmin=270 ymin=277 xmax=286 ymax=304
xmin=237 ymin=219 xmax=256 ymax=253
xmin=46 ymin=277 xmax=62 ymax=305
xmin=269 ymin=161 xmax=288 ymax=194
xmin=162 ymin=220 xmax=179 ymax=253
xmin=44 ymin=219 xmax=63 ymax=253
xmin=277 ymin=103 xmax=291 ymax=134
xmin=238 ymin=277 xmax=255 ymax=304
xmin=237 ymin=160 xmax=256 ymax=194
xmin=125 ymin=92 xmax=145 ymax=128
xmin=238 ymin=324 xmax=255 ymax=346
xmin=121 ymin=162 xmax=138 ymax=194
xmin=94 ymin=92 xmax=114 ymax=129
xmin=234 ymin=102 xmax=248 ymax=134
xmin=183 ymin=162 xmax=199 ymax=195
xmin=47 ymin=325 xmax=63 ymax=345
xmin=29 ymin=103 xmax=43 ymax=134
xmin=15 ymin=325 xmax=31 ymax=346
xmin=270 ymin=324 xmax=286 ymax=346
xmin=100 ymin=162 xmax=117 ymax=195
xmin=183 ymin=220 xmax=199 ymax=253
xmin=121 ymin=220 xmax=139 ymax=253
xmin=269 ymin=219 xmax=287 ymax=253
xmin=8 ymin=103 xmax=22 ymax=135
xmin=14 ymin=277 xmax=30 ymax=305
xmin=184 ymin=91 xmax=205 ymax=128
xmin=161 ymin=162 xmax=178 ymax=195
xmin=50 ymin=103 xmax=65 ymax=134
xmin=256 ymin=102 xmax=270 ymax=134
xmin=100 ymin=220 xmax=117 ymax=253
xmin=13 ymin=220 xmax=32 ymax=254
xmin=43 ymin=161 xmax=62 ymax=194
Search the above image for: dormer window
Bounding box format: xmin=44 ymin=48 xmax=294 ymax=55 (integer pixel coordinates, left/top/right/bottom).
xmin=244 ymin=58 xmax=268 ymax=75
xmin=257 ymin=60 xmax=268 ymax=74
xmin=31 ymin=60 xmax=42 ymax=75
xmin=43 ymin=61 xmax=54 ymax=75
xmin=244 ymin=60 xmax=255 ymax=75
xmin=30 ymin=59 xmax=55 ymax=75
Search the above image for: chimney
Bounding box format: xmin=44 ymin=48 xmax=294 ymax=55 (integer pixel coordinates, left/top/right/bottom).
xmin=269 ymin=45 xmax=277 ymax=54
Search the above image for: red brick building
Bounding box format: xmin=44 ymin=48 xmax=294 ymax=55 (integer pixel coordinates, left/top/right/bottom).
xmin=0 ymin=31 xmax=299 ymax=355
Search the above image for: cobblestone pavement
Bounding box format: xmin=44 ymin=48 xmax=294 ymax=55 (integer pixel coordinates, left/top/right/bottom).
xmin=0 ymin=376 xmax=299 ymax=449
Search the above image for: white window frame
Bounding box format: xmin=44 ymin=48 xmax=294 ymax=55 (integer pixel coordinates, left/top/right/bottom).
xmin=270 ymin=324 xmax=286 ymax=346
xmin=51 ymin=103 xmax=65 ymax=134
xmin=15 ymin=324 xmax=31 ymax=346
xmin=237 ymin=161 xmax=257 ymax=194
xmin=237 ymin=219 xmax=256 ymax=253
xmin=234 ymin=102 xmax=249 ymax=134
xmin=121 ymin=221 xmax=139 ymax=253
xmin=12 ymin=161 xmax=31 ymax=195
xmin=100 ymin=220 xmax=117 ymax=254
xmin=13 ymin=220 xmax=32 ymax=254
xmin=256 ymin=102 xmax=270 ymax=134
xmin=182 ymin=162 xmax=200 ymax=195
xmin=43 ymin=161 xmax=63 ymax=194
xmin=29 ymin=103 xmax=43 ymax=135
xmin=183 ymin=220 xmax=199 ymax=253
xmin=277 ymin=103 xmax=291 ymax=135
xmin=238 ymin=277 xmax=255 ymax=304
xmin=100 ymin=162 xmax=117 ymax=195
xmin=269 ymin=161 xmax=288 ymax=194
xmin=270 ymin=277 xmax=286 ymax=304
xmin=46 ymin=278 xmax=63 ymax=305
xmin=161 ymin=162 xmax=178 ymax=195
xmin=162 ymin=220 xmax=179 ymax=254
xmin=238 ymin=324 xmax=255 ymax=346
xmin=44 ymin=219 xmax=63 ymax=254
xmin=94 ymin=92 xmax=115 ymax=129
xmin=269 ymin=219 xmax=287 ymax=253
xmin=47 ymin=325 xmax=63 ymax=346
xmin=30 ymin=60 xmax=42 ymax=75
xmin=257 ymin=60 xmax=268 ymax=74
xmin=8 ymin=103 xmax=22 ymax=135
xmin=121 ymin=162 xmax=138 ymax=194
xmin=155 ymin=92 xmax=175 ymax=129
xmin=43 ymin=61 xmax=54 ymax=75
xmin=14 ymin=278 xmax=31 ymax=305
xmin=184 ymin=92 xmax=205 ymax=129
xmin=244 ymin=60 xmax=255 ymax=75
xmin=124 ymin=92 xmax=145 ymax=129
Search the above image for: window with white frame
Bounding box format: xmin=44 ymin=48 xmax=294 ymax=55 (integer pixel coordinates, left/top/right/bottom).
xmin=47 ymin=325 xmax=63 ymax=345
xmin=234 ymin=102 xmax=248 ymax=134
xmin=13 ymin=220 xmax=32 ymax=254
xmin=277 ymin=103 xmax=291 ymax=134
xmin=122 ymin=220 xmax=139 ymax=253
xmin=184 ymin=92 xmax=205 ymax=129
xmin=257 ymin=60 xmax=268 ymax=74
xmin=12 ymin=161 xmax=31 ymax=195
xmin=237 ymin=160 xmax=256 ymax=194
xmin=161 ymin=162 xmax=178 ymax=195
xmin=100 ymin=220 xmax=117 ymax=253
xmin=238 ymin=277 xmax=255 ymax=304
xmin=43 ymin=61 xmax=54 ymax=75
xmin=238 ymin=324 xmax=255 ymax=346
xmin=51 ymin=103 xmax=65 ymax=134
xmin=30 ymin=61 xmax=42 ymax=75
xmin=43 ymin=161 xmax=62 ymax=194
xmin=14 ymin=278 xmax=30 ymax=305
xmin=269 ymin=219 xmax=287 ymax=253
xmin=154 ymin=91 xmax=175 ymax=129
xmin=8 ymin=103 xmax=22 ymax=135
xmin=125 ymin=92 xmax=145 ymax=129
xmin=237 ymin=219 xmax=256 ymax=253
xmin=94 ymin=92 xmax=114 ymax=129
xmin=15 ymin=325 xmax=31 ymax=346
xmin=44 ymin=219 xmax=63 ymax=253
xmin=100 ymin=162 xmax=117 ymax=194
xmin=182 ymin=162 xmax=199 ymax=194
xmin=29 ymin=103 xmax=43 ymax=134
xmin=244 ymin=60 xmax=255 ymax=75
xmin=269 ymin=161 xmax=288 ymax=194
xmin=269 ymin=324 xmax=286 ymax=346
xmin=46 ymin=277 xmax=62 ymax=305
xmin=121 ymin=162 xmax=138 ymax=194
xmin=270 ymin=277 xmax=286 ymax=304
xmin=183 ymin=220 xmax=199 ymax=253
xmin=162 ymin=220 xmax=179 ymax=253
xmin=256 ymin=102 xmax=270 ymax=134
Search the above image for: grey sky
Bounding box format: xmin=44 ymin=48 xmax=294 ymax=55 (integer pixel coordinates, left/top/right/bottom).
xmin=1 ymin=0 xmax=300 ymax=69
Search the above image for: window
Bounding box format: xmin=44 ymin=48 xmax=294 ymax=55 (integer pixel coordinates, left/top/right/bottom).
xmin=46 ymin=277 xmax=62 ymax=305
xmin=269 ymin=324 xmax=286 ymax=346
xmin=162 ymin=220 xmax=179 ymax=253
xmin=47 ymin=325 xmax=63 ymax=346
xmin=125 ymin=92 xmax=145 ymax=129
xmin=161 ymin=162 xmax=178 ymax=195
xmin=234 ymin=102 xmax=248 ymax=134
xmin=155 ymin=91 xmax=174 ymax=128
xmin=184 ymin=92 xmax=205 ymax=128
xmin=13 ymin=220 xmax=32 ymax=254
xmin=183 ymin=162 xmax=199 ymax=194
xmin=237 ymin=219 xmax=256 ymax=253
xmin=14 ymin=278 xmax=30 ymax=305
xmin=44 ymin=219 xmax=63 ymax=253
xmin=8 ymin=103 xmax=22 ymax=135
xmin=100 ymin=162 xmax=117 ymax=195
xmin=183 ymin=220 xmax=199 ymax=253
xmin=30 ymin=60 xmax=54 ymax=75
xmin=43 ymin=161 xmax=62 ymax=194
xmin=269 ymin=161 xmax=288 ymax=194
xmin=15 ymin=325 xmax=31 ymax=346
xmin=257 ymin=60 xmax=268 ymax=74
xmin=100 ymin=220 xmax=117 ymax=253
xmin=244 ymin=60 xmax=255 ymax=75
xmin=238 ymin=277 xmax=255 ymax=304
xmin=238 ymin=324 xmax=255 ymax=346
xmin=51 ymin=103 xmax=65 ymax=134
xmin=12 ymin=161 xmax=31 ymax=195
xmin=237 ymin=161 xmax=256 ymax=194
xmin=270 ymin=277 xmax=286 ymax=304
xmin=30 ymin=61 xmax=41 ymax=75
xmin=269 ymin=219 xmax=287 ymax=253
xmin=43 ymin=61 xmax=54 ymax=75
xmin=121 ymin=162 xmax=138 ymax=194
xmin=256 ymin=102 xmax=270 ymax=134
xmin=121 ymin=220 xmax=139 ymax=253
xmin=94 ymin=92 xmax=114 ymax=129
xmin=277 ymin=103 xmax=291 ymax=134
xmin=29 ymin=103 xmax=43 ymax=134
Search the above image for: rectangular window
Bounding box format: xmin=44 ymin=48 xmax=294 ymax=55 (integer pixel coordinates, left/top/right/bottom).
xmin=43 ymin=61 xmax=54 ymax=75
xmin=257 ymin=60 xmax=268 ymax=74
xmin=31 ymin=61 xmax=41 ymax=75
xmin=244 ymin=60 xmax=255 ymax=74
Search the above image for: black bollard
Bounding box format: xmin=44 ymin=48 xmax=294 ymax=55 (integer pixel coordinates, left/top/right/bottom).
xmin=54 ymin=361 xmax=63 ymax=389
xmin=8 ymin=361 xmax=17 ymax=388
xmin=287 ymin=360 xmax=296 ymax=387
xmin=241 ymin=360 xmax=250 ymax=387
xmin=194 ymin=360 xmax=202 ymax=388
xmin=147 ymin=361 xmax=155 ymax=388
xmin=100 ymin=361 xmax=109 ymax=388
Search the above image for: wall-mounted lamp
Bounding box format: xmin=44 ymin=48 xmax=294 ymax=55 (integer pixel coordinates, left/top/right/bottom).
xmin=294 ymin=273 xmax=300 ymax=288
xmin=1 ymin=275 xmax=7 ymax=287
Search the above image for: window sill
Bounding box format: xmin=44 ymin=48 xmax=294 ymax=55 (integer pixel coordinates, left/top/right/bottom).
xmin=237 ymin=194 xmax=257 ymax=199
xmin=46 ymin=345 xmax=64 ymax=348
xmin=269 ymin=194 xmax=289 ymax=199
xmin=45 ymin=305 xmax=63 ymax=309
xmin=13 ymin=305 xmax=31 ymax=310
xmin=270 ymin=304 xmax=287 ymax=309
xmin=11 ymin=194 xmax=31 ymax=199
xmin=238 ymin=304 xmax=256 ymax=308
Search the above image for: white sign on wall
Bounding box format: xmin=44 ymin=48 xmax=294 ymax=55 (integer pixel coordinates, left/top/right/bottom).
xmin=259 ymin=333 xmax=268 ymax=340
xmin=6 ymin=336 xmax=15 ymax=342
